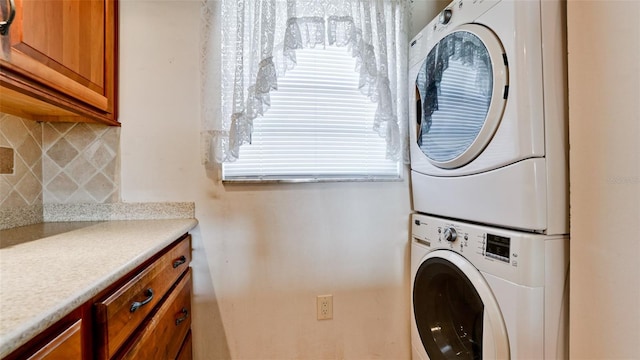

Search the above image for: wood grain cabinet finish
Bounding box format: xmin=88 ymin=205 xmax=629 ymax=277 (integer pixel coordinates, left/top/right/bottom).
xmin=119 ymin=269 xmax=192 ymax=360
xmin=0 ymin=0 xmax=118 ymax=125
xmin=176 ymin=331 xmax=193 ymax=360
xmin=94 ymin=237 xmax=191 ymax=360
xmin=2 ymin=234 xmax=192 ymax=360
xmin=26 ymin=320 xmax=82 ymax=360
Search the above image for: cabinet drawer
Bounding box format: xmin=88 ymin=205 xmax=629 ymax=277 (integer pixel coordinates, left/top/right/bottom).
xmin=120 ymin=269 xmax=192 ymax=360
xmin=176 ymin=331 xmax=193 ymax=360
xmin=94 ymin=236 xmax=191 ymax=359
xmin=27 ymin=319 xmax=82 ymax=360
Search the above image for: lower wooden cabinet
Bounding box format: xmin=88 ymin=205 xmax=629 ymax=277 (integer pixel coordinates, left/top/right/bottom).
xmin=26 ymin=320 xmax=82 ymax=360
xmin=176 ymin=331 xmax=193 ymax=360
xmin=118 ymin=269 xmax=192 ymax=359
xmin=94 ymin=236 xmax=192 ymax=359
xmin=3 ymin=234 xmax=192 ymax=360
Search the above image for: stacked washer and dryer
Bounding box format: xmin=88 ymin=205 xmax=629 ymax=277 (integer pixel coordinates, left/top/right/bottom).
xmin=408 ymin=0 xmax=569 ymax=359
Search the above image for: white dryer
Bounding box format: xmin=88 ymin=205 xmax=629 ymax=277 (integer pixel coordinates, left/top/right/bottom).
xmin=408 ymin=0 xmax=568 ymax=234
xmin=410 ymin=213 xmax=569 ymax=359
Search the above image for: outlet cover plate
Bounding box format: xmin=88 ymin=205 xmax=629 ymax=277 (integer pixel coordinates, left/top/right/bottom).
xmin=317 ymin=295 xmax=333 ymax=320
xmin=0 ymin=147 xmax=14 ymax=174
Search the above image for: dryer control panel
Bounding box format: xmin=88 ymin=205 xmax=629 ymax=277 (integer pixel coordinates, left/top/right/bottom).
xmin=411 ymin=213 xmax=565 ymax=287
xmin=409 ymin=0 xmax=501 ymax=68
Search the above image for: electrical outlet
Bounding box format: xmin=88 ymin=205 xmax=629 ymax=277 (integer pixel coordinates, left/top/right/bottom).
xmin=317 ymin=295 xmax=333 ymax=320
xmin=0 ymin=147 xmax=14 ymax=174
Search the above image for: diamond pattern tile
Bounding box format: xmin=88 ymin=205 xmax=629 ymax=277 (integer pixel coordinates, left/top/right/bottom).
xmin=42 ymin=123 xmax=120 ymax=204
xmin=50 ymin=122 xmax=75 ymax=136
xmin=42 ymin=159 xmax=62 ymax=185
xmin=16 ymin=171 xmax=41 ymax=204
xmin=67 ymin=188 xmax=96 ymax=203
xmin=101 ymin=127 xmax=120 ymax=149
xmin=0 ymin=133 xmax=9 ymax=147
xmin=45 ymin=172 xmax=78 ymax=203
xmin=0 ymin=177 xmax=11 ymax=204
xmin=2 ymin=113 xmax=121 ymax=213
xmin=87 ymin=123 xmax=109 ymax=137
xmin=87 ymin=142 xmax=116 ymax=170
xmin=42 ymin=123 xmax=63 ymax=151
xmin=0 ymin=115 xmax=29 ymax=148
xmin=0 ymin=115 xmax=43 ymax=208
xmin=103 ymin=157 xmax=119 ymax=178
xmin=4 ymin=155 xmax=27 ymax=187
xmin=85 ymin=172 xmax=116 ymax=202
xmin=2 ymin=190 xmax=27 ymax=208
xmin=46 ymin=138 xmax=79 ymax=168
xmin=17 ymin=134 xmax=41 ymax=169
xmin=67 ymin=156 xmax=97 ymax=186
xmin=65 ymin=123 xmax=97 ymax=152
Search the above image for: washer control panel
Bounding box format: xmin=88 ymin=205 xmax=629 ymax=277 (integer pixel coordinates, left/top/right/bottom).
xmin=485 ymin=233 xmax=510 ymax=263
xmin=411 ymin=213 xmax=564 ymax=286
xmin=443 ymin=226 xmax=458 ymax=242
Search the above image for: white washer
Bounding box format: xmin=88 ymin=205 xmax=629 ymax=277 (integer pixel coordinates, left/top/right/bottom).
xmin=408 ymin=0 xmax=568 ymax=234
xmin=410 ymin=213 xmax=569 ymax=359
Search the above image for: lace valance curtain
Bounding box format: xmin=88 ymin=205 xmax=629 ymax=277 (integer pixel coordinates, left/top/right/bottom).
xmin=201 ymin=0 xmax=409 ymax=165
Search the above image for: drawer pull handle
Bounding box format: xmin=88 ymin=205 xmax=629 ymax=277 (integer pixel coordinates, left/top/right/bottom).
xmin=173 ymin=255 xmax=187 ymax=268
xmin=130 ymin=288 xmax=154 ymax=312
xmin=0 ymin=0 xmax=16 ymax=36
xmin=175 ymin=307 xmax=189 ymax=326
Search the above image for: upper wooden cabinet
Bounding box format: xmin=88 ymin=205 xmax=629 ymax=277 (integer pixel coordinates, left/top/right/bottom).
xmin=0 ymin=0 xmax=118 ymax=125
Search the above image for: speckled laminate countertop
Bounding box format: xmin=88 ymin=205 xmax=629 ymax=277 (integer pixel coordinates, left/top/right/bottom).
xmin=0 ymin=218 xmax=198 ymax=358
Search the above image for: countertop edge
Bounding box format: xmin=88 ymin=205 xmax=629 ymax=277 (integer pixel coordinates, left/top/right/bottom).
xmin=0 ymin=218 xmax=198 ymax=358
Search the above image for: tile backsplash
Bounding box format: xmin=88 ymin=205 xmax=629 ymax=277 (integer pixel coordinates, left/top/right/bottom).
xmin=42 ymin=122 xmax=120 ymax=203
xmin=0 ymin=114 xmax=43 ymax=209
xmin=1 ymin=113 xmax=121 ymax=228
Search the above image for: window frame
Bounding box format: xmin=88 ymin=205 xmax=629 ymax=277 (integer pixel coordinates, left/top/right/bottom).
xmin=221 ymin=46 xmax=403 ymax=183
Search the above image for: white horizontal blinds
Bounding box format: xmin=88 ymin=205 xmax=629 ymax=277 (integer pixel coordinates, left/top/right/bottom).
xmin=223 ymin=46 xmax=401 ymax=181
xmin=416 ymin=31 xmax=493 ymax=162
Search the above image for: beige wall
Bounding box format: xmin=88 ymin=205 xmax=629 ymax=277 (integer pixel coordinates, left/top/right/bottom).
xmin=118 ymin=1 xmax=416 ymax=359
xmin=568 ymin=1 xmax=640 ymax=357
xmin=409 ymin=0 xmax=449 ymax=38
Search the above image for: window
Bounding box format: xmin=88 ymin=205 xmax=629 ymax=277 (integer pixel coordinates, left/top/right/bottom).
xmin=222 ymin=46 xmax=402 ymax=182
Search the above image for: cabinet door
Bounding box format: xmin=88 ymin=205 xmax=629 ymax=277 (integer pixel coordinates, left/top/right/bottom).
xmin=176 ymin=331 xmax=193 ymax=360
xmin=0 ymin=0 xmax=117 ymax=122
xmin=26 ymin=320 xmax=82 ymax=360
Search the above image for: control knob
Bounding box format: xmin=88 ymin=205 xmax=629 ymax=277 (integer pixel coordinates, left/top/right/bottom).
xmin=443 ymin=227 xmax=457 ymax=242
xmin=439 ymin=9 xmax=453 ymax=25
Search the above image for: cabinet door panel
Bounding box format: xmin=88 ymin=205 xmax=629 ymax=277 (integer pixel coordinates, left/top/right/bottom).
xmin=176 ymin=331 xmax=193 ymax=360
xmin=27 ymin=319 xmax=82 ymax=360
xmin=18 ymin=0 xmax=105 ymax=90
xmin=1 ymin=0 xmax=113 ymax=112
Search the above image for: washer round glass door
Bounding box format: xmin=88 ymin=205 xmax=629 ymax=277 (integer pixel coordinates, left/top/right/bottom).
xmin=415 ymin=24 xmax=508 ymax=169
xmin=413 ymin=250 xmax=510 ymax=359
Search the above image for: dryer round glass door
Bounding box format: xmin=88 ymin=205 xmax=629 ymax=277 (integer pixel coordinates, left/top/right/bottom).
xmin=413 ymin=250 xmax=510 ymax=359
xmin=415 ymin=24 xmax=508 ymax=169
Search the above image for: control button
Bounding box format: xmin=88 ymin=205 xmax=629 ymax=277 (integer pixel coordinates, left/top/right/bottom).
xmin=439 ymin=9 xmax=453 ymax=25
xmin=414 ymin=219 xmax=421 ymax=226
xmin=443 ymin=227 xmax=457 ymax=242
